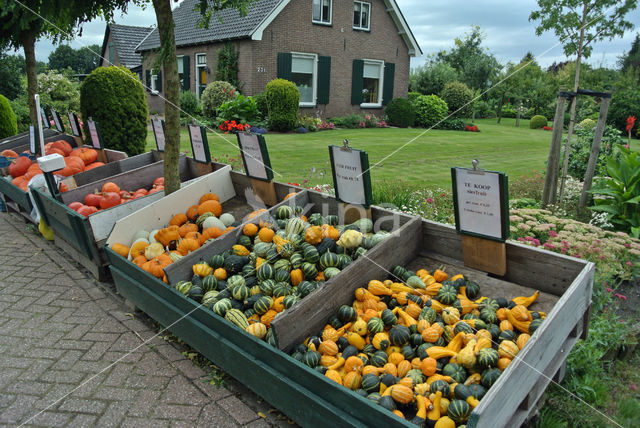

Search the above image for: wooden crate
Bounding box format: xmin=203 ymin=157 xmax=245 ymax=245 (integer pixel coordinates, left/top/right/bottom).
xmin=0 ymin=128 xmax=60 ymax=151
xmin=105 ymin=207 xmax=593 ymax=427
xmin=30 ymin=155 xmax=221 ymax=280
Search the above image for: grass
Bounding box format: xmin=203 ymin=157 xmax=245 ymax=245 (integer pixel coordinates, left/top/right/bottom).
xmin=146 ymin=118 xmax=640 ymax=188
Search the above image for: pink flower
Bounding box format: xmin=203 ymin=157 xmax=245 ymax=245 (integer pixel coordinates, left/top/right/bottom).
xmin=631 ymin=384 xmax=638 ymax=391
xmin=625 ymin=144 xmax=630 ymax=149
xmin=614 ymin=293 xmax=627 ymax=301
xmin=426 ymin=198 xmax=434 ymax=203
xmin=605 ymin=287 xmax=613 ymax=292
xmin=626 ymin=261 xmax=633 ymax=266
xmin=548 ymin=230 xmax=558 ymax=238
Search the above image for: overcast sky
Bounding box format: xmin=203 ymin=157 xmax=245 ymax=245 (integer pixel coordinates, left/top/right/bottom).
xmin=29 ymin=0 xmax=640 ymax=69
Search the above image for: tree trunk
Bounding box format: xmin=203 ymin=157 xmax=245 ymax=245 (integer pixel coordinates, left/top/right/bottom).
xmin=515 ymin=99 xmax=521 ymax=127
xmin=22 ymin=32 xmax=38 ymax=126
xmin=152 ymin=0 xmax=181 ymax=195
xmin=542 ymin=88 xmax=569 ymax=208
xmin=496 ymin=92 xmax=504 ymax=124
xmin=558 ymin=1 xmax=587 ymax=202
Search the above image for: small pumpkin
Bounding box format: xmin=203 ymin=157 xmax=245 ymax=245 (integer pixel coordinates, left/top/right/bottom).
xmin=130 ymin=241 xmax=149 ymax=258
xmin=111 ymin=243 xmax=130 ymax=258
xmin=199 ymin=192 xmax=220 ymax=204
xmin=177 ymin=238 xmax=200 ymax=255
xmin=198 ymin=199 xmax=222 ymax=217
xmin=290 ymin=269 xmax=304 ymax=286
xmin=178 ymin=222 xmax=198 ymax=237
xmin=258 ymin=227 xmax=274 ymax=243
xmin=213 ymin=267 xmax=227 ymax=280
xmin=144 ymin=242 xmax=165 ymax=260
xmin=169 ymin=213 xmax=188 ymax=226
xmin=193 ymin=262 xmax=214 ymax=277
xmin=186 ymin=205 xmax=199 ymax=221
xmin=304 ymin=226 xmax=323 ymax=245
xmin=155 ymin=226 xmax=180 ymax=248
xmin=242 ymin=223 xmax=258 ymax=237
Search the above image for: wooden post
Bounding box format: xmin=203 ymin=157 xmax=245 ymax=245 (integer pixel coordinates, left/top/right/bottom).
xmin=250 ymin=179 xmax=278 ymax=207
xmin=579 ymin=94 xmax=611 ymax=209
xmin=496 ymin=92 xmax=505 ymax=124
xmin=515 ymin=99 xmax=522 ymax=127
xmin=542 ymin=88 xmax=569 ymax=208
xmin=338 ymin=203 xmax=372 ymax=224
xmin=461 ymin=235 xmax=507 ymax=276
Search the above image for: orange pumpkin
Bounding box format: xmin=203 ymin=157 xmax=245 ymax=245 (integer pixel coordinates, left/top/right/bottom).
xmin=421 ymin=357 xmax=437 ymax=376
xmin=258 ymin=227 xmax=274 ymax=243
xmin=70 ymin=147 xmax=98 ymax=165
xmin=155 ymin=226 xmax=180 ymax=248
xmin=272 ymin=296 xmax=285 ymax=312
xmin=290 ymin=269 xmax=304 ymax=286
xmin=178 ymin=222 xmax=198 ymax=237
xmin=199 ymin=192 xmax=220 ymax=204
xmin=202 ymin=227 xmax=223 ymax=241
xmin=186 ymin=205 xmax=199 ymax=221
xmin=130 ymin=241 xmax=149 ymax=258
xmin=260 ymin=309 xmax=277 ymax=327
xmin=304 ymin=226 xmax=323 ymax=244
xmin=111 ymin=243 xmax=130 ymax=258
xmin=142 ymin=257 xmax=170 ymax=278
xmin=198 ymin=200 xmax=222 ymax=217
xmin=132 ymin=255 xmax=147 ymax=267
xmin=344 ymin=356 xmax=364 ymax=373
xmin=169 ymin=213 xmax=188 ymax=227
xmin=176 ymin=238 xmax=200 ymax=255
xmin=242 ymin=223 xmax=258 ymax=237
xmin=213 ymin=268 xmax=227 ymax=280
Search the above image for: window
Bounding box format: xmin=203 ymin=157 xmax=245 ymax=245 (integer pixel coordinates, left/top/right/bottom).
xmin=196 ymin=53 xmax=207 ymax=98
xmin=312 ymin=0 xmax=331 ymax=24
xmin=108 ymin=42 xmax=115 ymax=64
xmin=353 ymin=1 xmax=370 ymax=30
xmin=361 ymin=60 xmax=383 ymax=106
xmin=151 ymin=74 xmax=159 ymax=94
xmin=291 ymin=53 xmax=317 ymax=106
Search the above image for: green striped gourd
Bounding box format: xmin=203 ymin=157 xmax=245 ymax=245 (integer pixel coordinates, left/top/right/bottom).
xmin=225 ymin=308 xmax=249 ymax=330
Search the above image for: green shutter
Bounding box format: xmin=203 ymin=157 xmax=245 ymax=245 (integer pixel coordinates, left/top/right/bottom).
xmin=145 ymin=70 xmax=151 ymax=91
xmin=277 ymin=52 xmax=292 ymax=81
xmin=183 ymin=56 xmax=190 ymax=91
xmin=157 ymin=70 xmax=162 ymax=93
xmin=382 ymin=62 xmax=395 ymax=105
xmin=317 ymin=56 xmax=331 ymax=105
xmin=108 ymin=42 xmax=114 ymax=64
xmin=351 ymin=59 xmax=364 ymax=105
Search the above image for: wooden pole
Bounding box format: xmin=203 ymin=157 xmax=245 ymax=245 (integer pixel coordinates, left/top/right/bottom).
xmin=515 ymin=99 xmax=522 ymax=127
xmin=579 ymin=95 xmax=611 ymax=209
xmin=496 ymin=92 xmax=504 ymax=124
xmin=542 ymin=87 xmax=569 ymax=207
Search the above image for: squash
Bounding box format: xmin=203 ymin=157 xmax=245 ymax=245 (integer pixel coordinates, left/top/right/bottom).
xmin=511 ymin=304 xmax=531 ymax=322
xmin=193 ymin=262 xmax=214 ymax=277
xmin=325 ymin=369 xmax=342 ymax=385
xmin=144 ymin=242 xmax=165 ymax=260
xmin=457 ymin=340 xmax=477 ymax=368
xmin=512 ymin=290 xmax=540 ymax=308
xmin=202 ymin=216 xmax=226 ymax=232
xmin=242 ymin=223 xmax=258 ymax=237
xmin=155 ymin=226 xmax=180 ymax=248
xmin=389 ymin=384 xmax=414 ymax=404
xmin=111 ymin=243 xmax=130 ymax=258
xmin=169 ymin=213 xmax=187 ymax=226
xmin=130 ymin=240 xmax=149 ymax=258
xmin=304 ymin=226 xmax=323 ymax=245
xmin=245 ymin=322 xmax=267 ymax=339
xmin=516 ymin=333 xmax=530 ymax=350
xmin=421 ymin=357 xmax=437 ymax=376
xmin=336 ymin=230 xmax=363 ymax=249
xmin=177 ymin=238 xmax=200 ymax=255
xmin=198 ymin=199 xmax=222 ymax=217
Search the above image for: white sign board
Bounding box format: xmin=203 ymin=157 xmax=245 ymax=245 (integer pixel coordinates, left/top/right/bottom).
xmin=29 ymin=125 xmax=36 ymax=154
xmin=454 ymin=168 xmax=505 ymax=240
xmin=152 ymin=117 xmax=165 ymax=151
xmin=188 ymin=124 xmax=209 ymax=162
xmin=329 ymin=146 xmax=372 ymax=206
xmin=238 ymin=133 xmax=268 ymax=180
xmin=51 ymin=110 xmax=63 ymax=132
xmin=40 ymin=108 xmax=49 ymax=128
xmin=68 ymin=112 xmax=80 ymax=137
xmin=87 ymin=120 xmax=101 ymax=149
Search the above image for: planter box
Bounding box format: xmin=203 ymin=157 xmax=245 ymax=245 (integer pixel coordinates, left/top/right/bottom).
xmin=30 ymin=154 xmax=222 ymax=280
xmin=105 ymin=203 xmax=594 ymax=427
xmin=0 ymin=128 xmax=60 ymax=152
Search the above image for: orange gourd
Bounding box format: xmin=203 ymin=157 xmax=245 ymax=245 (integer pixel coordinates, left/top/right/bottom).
xmin=388 ymin=352 xmax=404 ymax=366
xmin=178 ymin=222 xmax=198 ymax=237
xmin=198 ymin=199 xmax=222 ymax=217
xmin=111 ymin=243 xmax=130 ymax=258
xmin=169 ymin=213 xmax=188 ymax=226
xmin=290 ymin=269 xmax=304 ymax=286
xmin=202 ymin=227 xmax=224 ymax=241
xmin=304 ymin=226 xmax=323 ymax=244
xmin=243 ymin=223 xmax=258 ymax=237
xmin=130 ymin=241 xmax=149 ymax=258
xmin=186 ymin=205 xmax=199 ymax=221
xmin=322 ymin=224 xmax=340 ymax=240
xmin=421 ymin=357 xmax=437 ymax=376
xmin=155 ymin=226 xmax=180 ymax=248
xmin=397 ymin=360 xmax=412 ymax=378
xmin=132 ymin=255 xmax=147 ymax=267
xmin=343 ymin=371 xmax=362 ymax=390
xmin=143 ymin=257 xmax=170 ymax=278
xmin=258 ymin=227 xmax=274 ymax=243
xmin=213 ymin=268 xmax=227 ymax=280
xmin=383 ymin=363 xmax=398 ymax=376
xmin=260 ymin=309 xmax=277 ymax=327
xmin=199 ymin=192 xmax=220 ymax=204
xmin=344 ymin=356 xmax=364 ymax=373
xmin=433 ymin=267 xmax=448 ymax=283
xmin=176 ymin=238 xmax=200 ymax=255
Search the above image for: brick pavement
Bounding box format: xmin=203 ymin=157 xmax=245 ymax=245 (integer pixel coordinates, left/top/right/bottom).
xmin=0 ymin=212 xmax=286 ymax=427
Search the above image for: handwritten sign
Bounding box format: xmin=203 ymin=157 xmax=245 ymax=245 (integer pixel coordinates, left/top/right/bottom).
xmin=237 ymin=133 xmax=273 ymax=181
xmin=188 ymin=124 xmax=211 ymax=163
xmin=29 ymin=125 xmax=37 ymax=154
xmin=329 ymin=145 xmax=373 ymax=207
xmin=152 ymin=117 xmax=165 ymax=151
xmin=51 ymin=109 xmax=64 ymax=132
xmin=68 ymin=112 xmax=81 ymax=137
xmin=452 ymin=167 xmax=509 ymax=241
xmin=40 ymin=108 xmax=50 ymax=129
xmin=87 ymin=120 xmax=103 ymax=149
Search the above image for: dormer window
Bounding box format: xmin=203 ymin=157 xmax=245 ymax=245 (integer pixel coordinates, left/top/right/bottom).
xmin=312 ymin=0 xmax=332 ymax=25
xmin=353 ymin=1 xmax=370 ymax=31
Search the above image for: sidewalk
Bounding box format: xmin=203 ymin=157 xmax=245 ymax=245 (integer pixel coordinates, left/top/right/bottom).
xmin=0 ymin=212 xmax=282 ymax=427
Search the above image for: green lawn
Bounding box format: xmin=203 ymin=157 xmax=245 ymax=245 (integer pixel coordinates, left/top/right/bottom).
xmin=145 ymin=118 xmax=640 ymax=189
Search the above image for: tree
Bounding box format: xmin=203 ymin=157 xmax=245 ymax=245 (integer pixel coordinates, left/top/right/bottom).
xmin=409 ymin=58 xmax=459 ymax=95
xmin=77 ymin=44 xmax=101 ymax=74
xmin=530 ymin=0 xmax=638 ymax=200
xmin=48 ymin=44 xmax=78 ymax=71
xmin=0 ymin=52 xmax=25 ymax=99
xmin=0 ymin=1 xmax=130 ymax=128
xmin=619 ymin=32 xmax=640 ymax=82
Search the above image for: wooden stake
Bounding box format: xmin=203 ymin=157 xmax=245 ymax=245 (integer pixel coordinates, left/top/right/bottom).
xmin=542 ymin=88 xmax=569 ymax=207
xmin=461 ymin=235 xmax=507 ymax=276
xmin=579 ymin=95 xmax=611 ymax=209
xmin=250 ymin=179 xmax=278 ymax=207
xmin=338 ymin=203 xmax=371 ymax=224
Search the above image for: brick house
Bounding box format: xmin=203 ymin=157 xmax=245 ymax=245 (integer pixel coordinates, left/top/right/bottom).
xmin=134 ymin=0 xmax=421 ymax=117
xmin=100 ymin=24 xmax=153 ymax=77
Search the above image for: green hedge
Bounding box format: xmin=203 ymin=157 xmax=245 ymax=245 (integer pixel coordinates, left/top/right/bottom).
xmin=265 ymin=79 xmax=299 ymax=132
xmin=80 ymin=66 xmax=148 ymax=155
xmin=529 ymin=115 xmax=547 ymax=129
xmin=0 ymin=94 xmax=17 ymax=139
xmin=385 ymin=98 xmax=415 ymax=128
xmin=414 ymin=95 xmax=448 ymax=128
xmin=440 ymin=81 xmax=473 ymax=118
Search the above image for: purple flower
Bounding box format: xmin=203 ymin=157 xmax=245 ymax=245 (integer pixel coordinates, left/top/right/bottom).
xmin=614 ymin=293 xmax=627 ymax=301
xmin=426 ymin=198 xmax=434 ymax=203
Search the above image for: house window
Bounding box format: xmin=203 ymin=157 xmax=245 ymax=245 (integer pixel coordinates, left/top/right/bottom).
xmin=291 ymin=53 xmax=317 ymax=106
xmin=361 ymin=60 xmax=383 ymax=107
xmin=312 ymin=0 xmax=331 ymax=24
xmin=196 ymin=53 xmax=207 ymax=98
xmin=108 ymin=42 xmax=115 ymax=64
xmin=177 ymin=55 xmax=184 ymax=88
xmin=353 ymin=2 xmax=370 ymax=30
xmin=151 ymin=74 xmax=159 ymax=94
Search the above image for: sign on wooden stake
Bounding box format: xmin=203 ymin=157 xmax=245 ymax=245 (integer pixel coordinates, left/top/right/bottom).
xmin=152 ymin=116 xmax=166 ymax=151
xmin=86 ymin=119 xmax=104 ymax=149
xmin=329 ymin=140 xmax=373 ymax=223
xmin=51 ymin=109 xmax=64 ymax=132
xmin=188 ymin=124 xmax=211 ymax=163
xmin=67 ymin=112 xmax=82 ymax=137
xmin=237 ymin=132 xmax=277 ymax=205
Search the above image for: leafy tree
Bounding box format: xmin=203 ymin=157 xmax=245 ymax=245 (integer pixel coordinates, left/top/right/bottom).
xmin=0 ymin=52 xmax=25 ymax=99
xmin=48 ymin=44 xmax=77 ymax=71
xmin=529 ymin=0 xmax=638 ymax=201
xmin=77 ymin=44 xmax=101 ymax=74
xmin=619 ymin=32 xmax=640 ymax=82
xmin=409 ymin=58 xmax=458 ymax=95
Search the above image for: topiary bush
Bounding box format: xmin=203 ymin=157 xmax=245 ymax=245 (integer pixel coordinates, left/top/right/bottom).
xmin=80 ymin=66 xmax=148 ymax=155
xmin=413 ymin=95 xmax=448 ymax=128
xmin=529 ymin=114 xmax=548 ymax=129
xmin=385 ymin=98 xmax=415 ymax=128
xmin=0 ymin=94 xmax=18 ymax=138
xmin=265 ymin=79 xmax=299 ymax=132
xmin=408 ymin=91 xmax=422 ymax=104
xmin=201 ymin=81 xmax=236 ymax=120
xmin=179 ymin=90 xmax=200 ymax=118
xmin=440 ymin=81 xmax=473 ymax=118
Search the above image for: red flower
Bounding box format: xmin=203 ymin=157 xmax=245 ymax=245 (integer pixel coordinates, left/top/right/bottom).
xmin=626 ymin=116 xmax=636 ymax=132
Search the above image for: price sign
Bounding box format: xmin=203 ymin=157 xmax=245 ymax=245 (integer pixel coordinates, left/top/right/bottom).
xmin=152 ymin=117 xmax=166 ymax=151
xmin=237 ymin=132 xmax=273 ymax=181
xmin=452 ymin=167 xmax=509 ymax=241
xmin=188 ymin=124 xmax=211 ymax=163
xmin=40 ymin=108 xmax=50 ymax=129
xmin=329 ymin=144 xmax=373 ymax=207
xmin=51 ymin=109 xmax=64 ymax=132
xmin=87 ymin=120 xmax=103 ymax=149
xmin=68 ymin=112 xmax=81 ymax=137
xmin=29 ymin=125 xmax=37 ymax=154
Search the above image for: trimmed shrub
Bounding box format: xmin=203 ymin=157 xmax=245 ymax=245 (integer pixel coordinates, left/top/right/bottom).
xmin=440 ymin=81 xmax=473 ymax=118
xmin=437 ymin=118 xmax=466 ymax=131
xmin=80 ymin=66 xmax=148 ymax=155
xmin=0 ymin=94 xmax=18 ymax=138
xmin=414 ymin=95 xmax=448 ymax=128
xmin=201 ymin=81 xmax=236 ymax=119
xmin=179 ymin=90 xmax=200 ymax=118
xmin=408 ymin=91 xmax=422 ymax=104
xmin=385 ymin=98 xmax=415 ymax=128
xmin=577 ymin=118 xmax=596 ymax=130
xmin=255 ymin=91 xmax=268 ymax=120
xmin=216 ymin=94 xmax=258 ymax=125
xmin=529 ymin=115 xmax=547 ymax=129
xmin=265 ymin=79 xmax=299 ymax=132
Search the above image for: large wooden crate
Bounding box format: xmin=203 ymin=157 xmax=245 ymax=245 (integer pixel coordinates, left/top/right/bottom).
xmin=30 ymin=155 xmax=222 ymax=280
xmin=0 ymin=128 xmax=60 ymax=151
xmin=105 ymin=207 xmax=594 ymax=427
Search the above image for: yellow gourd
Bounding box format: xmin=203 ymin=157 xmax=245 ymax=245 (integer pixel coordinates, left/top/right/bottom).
xmin=457 ymin=339 xmax=477 ymax=368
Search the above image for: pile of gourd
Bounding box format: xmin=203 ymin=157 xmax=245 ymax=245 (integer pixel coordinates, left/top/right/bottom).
xmin=290 ymin=266 xmax=544 ymax=427
xmin=173 ymin=205 xmax=391 ymax=344
xmin=110 ymin=192 xmax=238 ymax=282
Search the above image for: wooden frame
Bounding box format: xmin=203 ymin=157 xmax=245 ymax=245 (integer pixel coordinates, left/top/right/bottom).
xmin=328 ymin=145 xmax=373 ymax=207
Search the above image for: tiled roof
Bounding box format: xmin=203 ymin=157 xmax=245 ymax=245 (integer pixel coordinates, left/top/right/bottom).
xmin=136 ymin=0 xmax=283 ymax=52
xmin=109 ymin=24 xmax=153 ymax=68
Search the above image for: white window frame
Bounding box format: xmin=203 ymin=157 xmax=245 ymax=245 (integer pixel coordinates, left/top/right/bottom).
xmin=195 ymin=53 xmax=207 ymax=98
xmin=177 ymin=55 xmax=185 ymax=90
xmin=312 ymin=0 xmax=332 ymax=25
xmin=151 ymin=74 xmax=159 ymax=94
xmin=360 ymin=59 xmax=384 ymax=108
xmin=291 ymin=52 xmax=318 ymax=107
xmin=353 ymin=1 xmax=371 ymax=31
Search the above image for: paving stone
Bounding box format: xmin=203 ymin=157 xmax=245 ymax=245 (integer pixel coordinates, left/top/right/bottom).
xmin=92 ymin=386 xmax=139 ymax=402
xmin=153 ymin=403 xmax=202 ymax=421
xmin=0 ymin=394 xmax=38 ymax=424
xmin=217 ymin=396 xmax=260 ymax=425
xmin=245 ymin=418 xmax=273 ymax=428
xmin=127 ymin=389 xmax=161 ymax=417
xmin=58 ymin=397 xmax=107 ymax=414
xmin=25 ymin=410 xmax=71 ymax=427
xmin=172 ymin=359 xmax=206 ymax=379
xmin=160 ymin=376 xmax=208 ymax=406
xmin=122 ymin=417 xmax=170 ymax=428
xmin=196 ymin=402 xmax=240 ymax=427
xmin=65 ymin=413 xmax=97 ymax=427
xmin=5 ymin=380 xmax=52 ymax=395
xmin=96 ymin=400 xmax=128 ymax=427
